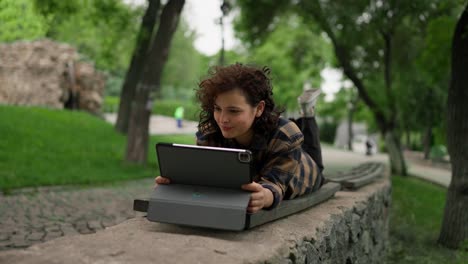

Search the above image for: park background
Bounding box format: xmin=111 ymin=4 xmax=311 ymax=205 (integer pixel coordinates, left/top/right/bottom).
xmin=0 ymin=0 xmax=467 ymax=263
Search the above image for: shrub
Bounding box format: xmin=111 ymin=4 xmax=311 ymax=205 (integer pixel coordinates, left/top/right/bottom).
xmin=430 ymin=145 xmax=448 ymax=161
xmin=102 ymin=96 xmax=119 ymax=113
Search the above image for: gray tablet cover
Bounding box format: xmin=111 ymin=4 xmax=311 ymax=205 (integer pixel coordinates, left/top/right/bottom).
xmin=148 ymin=143 xmax=253 ymax=230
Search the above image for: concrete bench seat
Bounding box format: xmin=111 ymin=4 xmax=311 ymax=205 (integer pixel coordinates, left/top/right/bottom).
xmin=327 ymin=162 xmax=385 ymax=190
xmin=248 ymin=182 xmax=341 ymax=228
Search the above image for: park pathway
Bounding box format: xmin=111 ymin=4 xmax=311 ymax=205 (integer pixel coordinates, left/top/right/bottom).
xmin=0 ymin=115 xmax=451 ymax=251
xmin=103 ymin=113 xmax=199 ymax=135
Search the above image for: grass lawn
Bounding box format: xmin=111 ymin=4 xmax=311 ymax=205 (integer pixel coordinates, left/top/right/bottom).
xmin=387 ymin=176 xmax=468 ymax=263
xmin=0 ymin=105 xmax=195 ymax=192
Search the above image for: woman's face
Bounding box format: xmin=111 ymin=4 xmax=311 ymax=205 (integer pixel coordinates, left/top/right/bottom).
xmin=213 ymin=88 xmax=264 ymax=146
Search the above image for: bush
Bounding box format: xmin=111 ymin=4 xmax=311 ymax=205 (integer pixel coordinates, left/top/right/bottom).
xmin=430 ymin=145 xmax=448 ymax=161
xmin=102 ymin=96 xmax=119 ymax=113
xmin=105 ymin=74 xmax=124 ymax=97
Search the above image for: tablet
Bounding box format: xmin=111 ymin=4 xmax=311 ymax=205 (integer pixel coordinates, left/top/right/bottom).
xmin=156 ymin=143 xmax=253 ymax=189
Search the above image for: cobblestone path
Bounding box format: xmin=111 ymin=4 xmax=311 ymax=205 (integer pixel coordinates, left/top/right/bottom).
xmin=0 ymin=178 xmax=153 ymax=251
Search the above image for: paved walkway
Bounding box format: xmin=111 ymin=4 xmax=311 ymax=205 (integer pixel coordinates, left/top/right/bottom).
xmin=0 ymin=115 xmax=451 ymax=252
xmin=104 ymin=113 xmax=199 ymax=135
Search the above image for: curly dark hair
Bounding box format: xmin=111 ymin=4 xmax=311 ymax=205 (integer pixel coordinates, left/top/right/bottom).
xmin=196 ymin=63 xmax=283 ymax=145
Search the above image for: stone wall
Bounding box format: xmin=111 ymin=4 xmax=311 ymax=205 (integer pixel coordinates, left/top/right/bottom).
xmin=0 ymin=39 xmax=105 ymax=115
xmin=288 ymin=184 xmax=390 ymax=263
xmin=0 ymin=167 xmax=391 ymax=264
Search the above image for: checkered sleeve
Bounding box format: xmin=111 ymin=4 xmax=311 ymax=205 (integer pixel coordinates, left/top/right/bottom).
xmin=257 ymin=120 xmax=319 ymax=209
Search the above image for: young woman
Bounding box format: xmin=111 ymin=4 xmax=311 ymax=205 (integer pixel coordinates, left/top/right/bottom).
xmin=155 ymin=63 xmax=325 ymax=213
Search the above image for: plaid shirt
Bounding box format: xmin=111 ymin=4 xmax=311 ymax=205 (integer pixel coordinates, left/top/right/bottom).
xmin=196 ymin=117 xmax=321 ymax=208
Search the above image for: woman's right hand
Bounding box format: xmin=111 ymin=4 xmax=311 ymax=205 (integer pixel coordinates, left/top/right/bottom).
xmin=154 ymin=176 xmax=171 ymax=188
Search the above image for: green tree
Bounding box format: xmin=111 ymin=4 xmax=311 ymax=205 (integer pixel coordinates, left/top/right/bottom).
xmin=0 ymin=0 xmax=48 ymax=42
xmin=395 ymin=15 xmax=456 ymax=157
xmin=234 ymin=0 xmax=462 ymax=175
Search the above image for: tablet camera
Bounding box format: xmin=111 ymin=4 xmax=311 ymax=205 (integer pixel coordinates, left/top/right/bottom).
xmin=238 ymin=152 xmax=251 ymax=163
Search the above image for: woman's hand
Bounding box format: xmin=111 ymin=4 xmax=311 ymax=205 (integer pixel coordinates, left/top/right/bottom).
xmin=154 ymin=176 xmax=171 ymax=188
xmin=241 ymin=182 xmax=274 ymax=213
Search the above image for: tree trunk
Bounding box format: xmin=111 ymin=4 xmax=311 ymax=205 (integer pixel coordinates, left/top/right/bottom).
xmin=384 ymin=130 xmax=407 ymax=175
xmin=347 ymin=111 xmax=353 ymax=151
xmin=423 ymin=88 xmax=434 ymax=160
xmin=381 ymin=28 xmax=408 ymax=175
xmin=404 ymin=125 xmax=410 ymax=150
xmin=347 ymin=95 xmax=358 ymax=151
xmin=125 ymin=84 xmax=151 ymax=163
xmin=438 ymin=4 xmax=468 ymax=249
xmin=126 ymin=0 xmax=185 ymax=164
xmin=423 ymin=126 xmax=432 ymax=160
xmin=116 ymin=0 xmax=160 ymax=134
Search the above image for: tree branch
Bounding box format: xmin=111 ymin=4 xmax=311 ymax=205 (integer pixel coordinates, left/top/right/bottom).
xmin=304 ymin=0 xmax=389 ymax=132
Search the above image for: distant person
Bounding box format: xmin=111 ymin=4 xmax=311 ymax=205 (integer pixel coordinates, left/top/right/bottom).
xmin=174 ymin=106 xmax=184 ymax=128
xmin=156 ymin=63 xmax=325 ymax=213
xmin=366 ymin=137 xmax=374 ymax=156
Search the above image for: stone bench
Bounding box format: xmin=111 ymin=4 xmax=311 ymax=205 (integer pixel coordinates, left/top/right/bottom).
xmin=327 ymin=162 xmax=385 ymax=190
xmin=0 ymin=162 xmax=391 ymax=264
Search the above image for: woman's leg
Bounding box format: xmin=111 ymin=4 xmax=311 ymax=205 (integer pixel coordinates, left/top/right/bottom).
xmin=292 ymin=117 xmax=324 ymax=173
xmin=295 ymin=87 xmax=325 ymax=189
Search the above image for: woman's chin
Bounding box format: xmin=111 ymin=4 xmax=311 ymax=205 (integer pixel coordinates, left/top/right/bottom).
xmin=221 ymin=131 xmax=234 ymax=139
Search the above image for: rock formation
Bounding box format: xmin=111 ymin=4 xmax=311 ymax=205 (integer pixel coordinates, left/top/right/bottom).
xmin=0 ymin=39 xmax=105 ymax=115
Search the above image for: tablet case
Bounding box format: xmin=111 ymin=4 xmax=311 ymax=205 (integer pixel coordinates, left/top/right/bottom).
xmin=137 ymin=181 xmax=341 ymax=230
xmin=137 ymin=143 xmax=341 ymax=231
xmin=148 ymin=143 xmax=253 ymax=230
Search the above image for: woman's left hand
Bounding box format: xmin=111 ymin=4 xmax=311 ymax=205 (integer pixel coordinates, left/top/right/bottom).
xmin=241 ymin=182 xmax=274 ymax=213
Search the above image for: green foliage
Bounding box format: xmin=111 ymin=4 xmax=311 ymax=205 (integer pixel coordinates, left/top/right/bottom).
xmin=318 ymin=87 xmax=378 ymax=138
xmin=33 ymin=0 xmax=143 ymax=74
xmin=387 ymin=176 xmax=468 ymax=263
xmin=396 ymin=15 xmax=456 ymax=148
xmin=418 ymin=16 xmax=456 ymax=87
xmin=245 ymin=14 xmax=333 ymax=110
xmin=0 ymin=105 xmax=195 ymax=192
xmin=234 ymin=0 xmax=464 ymax=158
xmin=161 ymin=19 xmax=206 ymax=100
xmin=430 ymin=145 xmax=448 ymax=161
xmin=432 ymin=125 xmax=447 ymax=146
xmin=0 ymin=0 xmax=48 ymax=42
xmin=105 ymin=74 xmax=124 ymax=97
xmin=234 ymin=0 xmax=291 ymax=45
xmin=99 ymin=12 xmax=206 ymax=100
